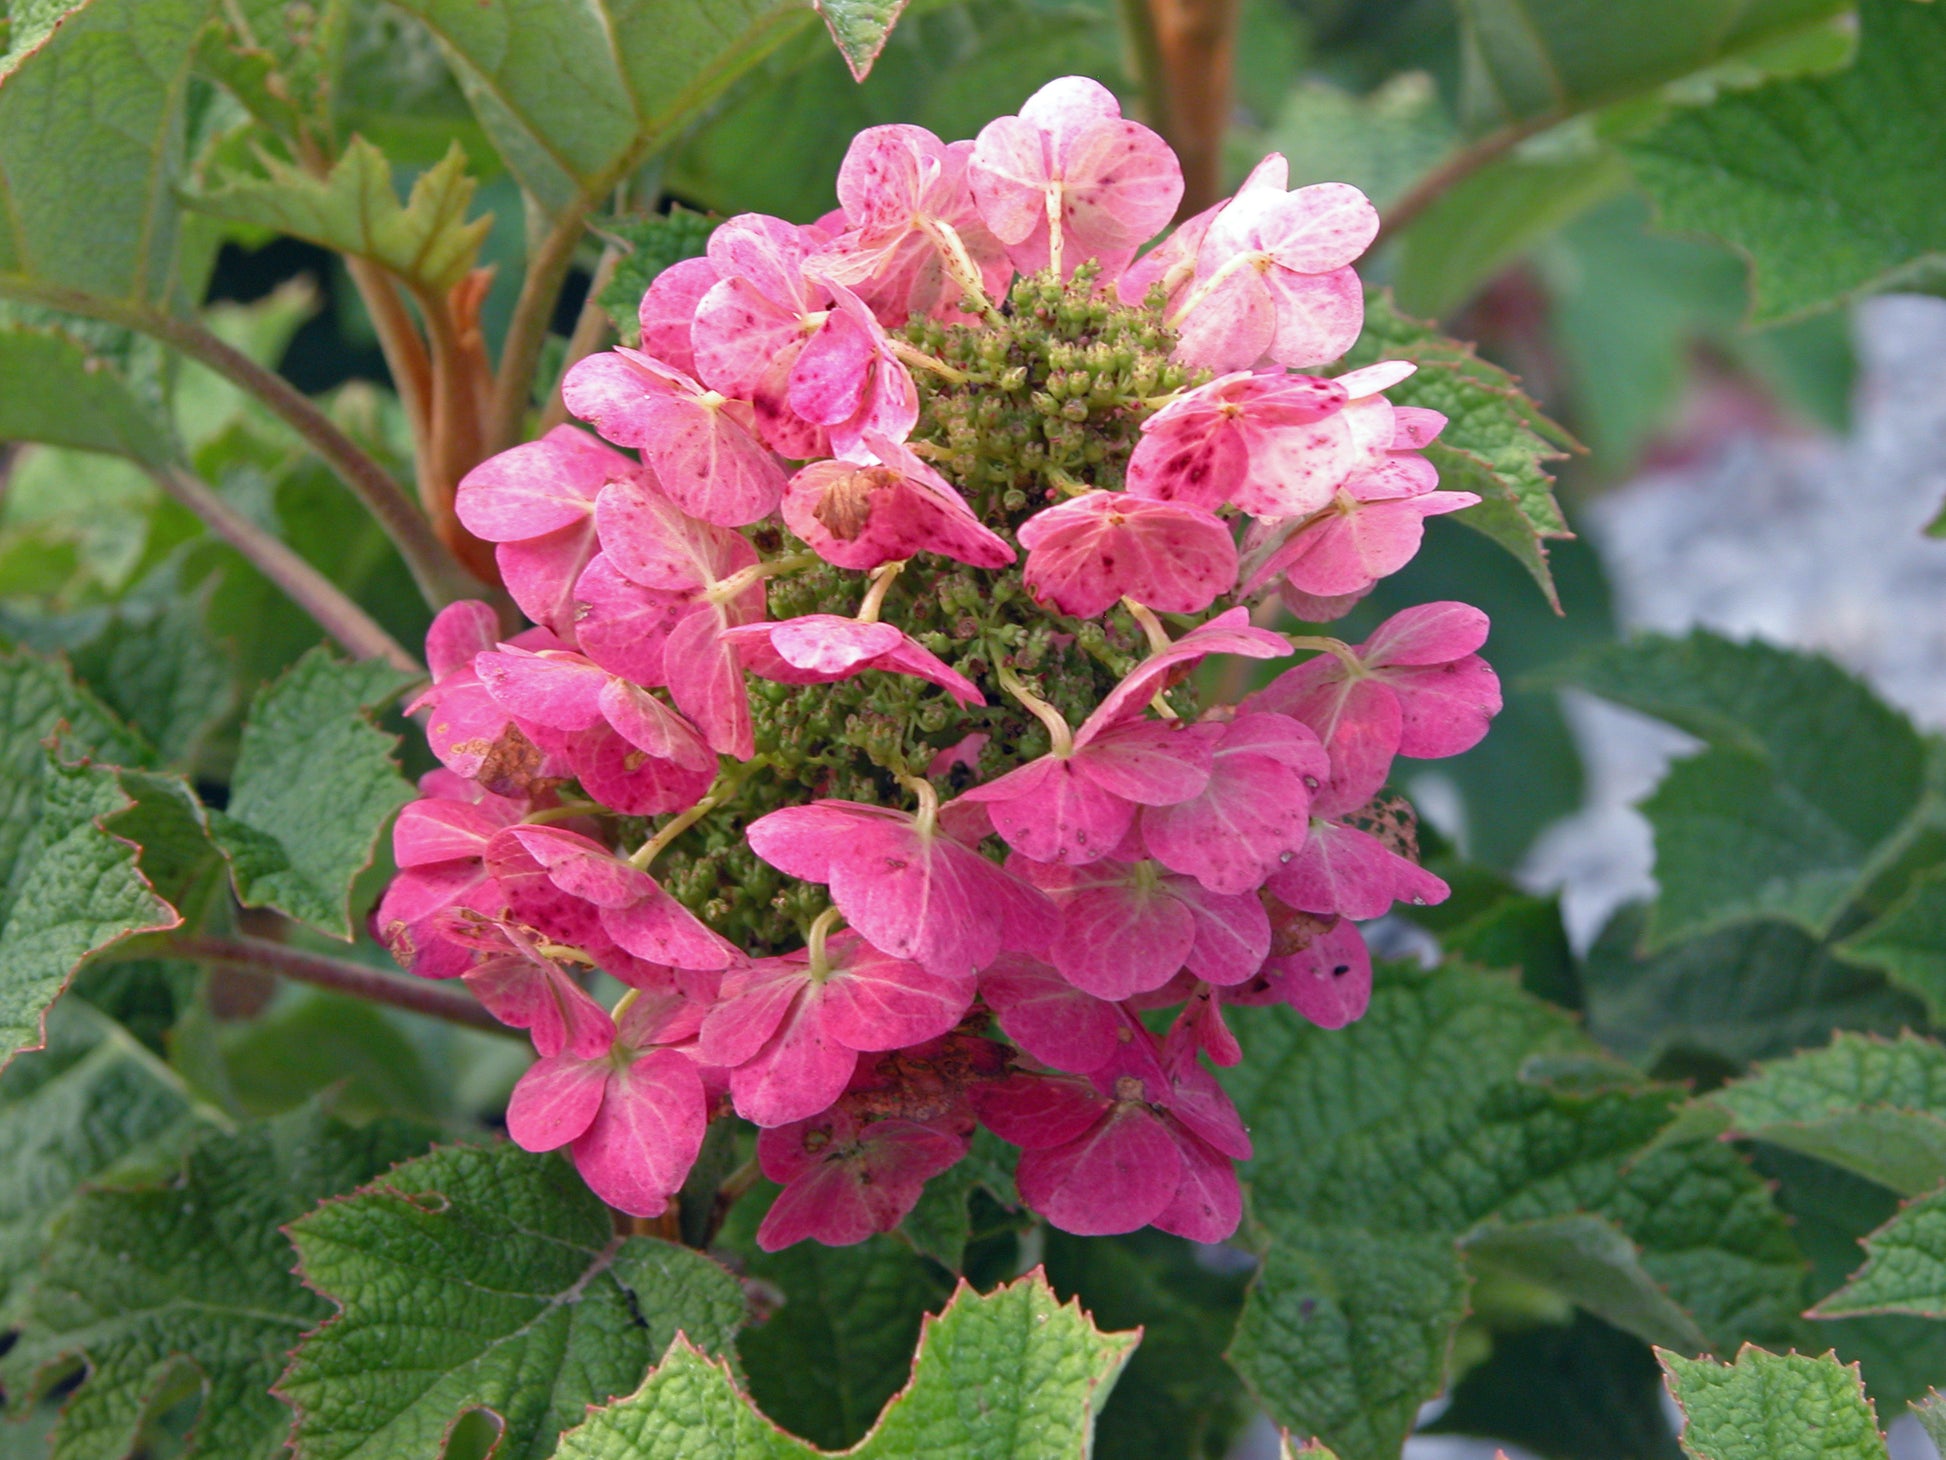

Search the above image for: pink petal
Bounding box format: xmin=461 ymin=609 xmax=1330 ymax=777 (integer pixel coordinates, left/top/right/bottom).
xmin=1253 ymin=662 xmax=1403 ymax=818
xmin=1267 ymin=818 xmax=1448 ymax=920
xmin=595 ymin=477 xmax=756 ymax=594
xmin=1123 ymin=407 xmax=1250 ymax=511
xmin=767 ymin=616 xmax=904 ymax=674
xmin=698 ymin=956 xmax=806 ymax=1066
xmin=464 ymin=949 xmax=615 ymax=1059
xmin=692 ymin=275 xmax=809 ymax=406
xmin=1150 ymin=1127 xmax=1242 ymax=1243
xmin=597 ymin=680 xmax=715 ymax=768
xmin=455 ymin=425 xmax=625 ymax=542
xmin=569 ymin=1049 xmax=707 ymax=1217
xmin=1036 ymin=861 xmax=1197 ymax=1000
xmin=1160 ymin=1052 xmax=1252 ymax=1160
xmin=782 ymin=438 xmax=1014 ymax=572
xmin=600 ymin=877 xmax=738 ymax=971
xmin=1361 ymin=601 xmax=1492 ymax=667
xmin=1019 ymin=492 xmax=1238 ymax=617
xmin=474 ymin=648 xmax=608 ymax=731
xmin=1087 ymin=606 xmax=1291 ymax=729
xmin=505 ymin=1053 xmax=609 ymax=1150
xmin=974 ymin=1070 xmax=1111 ymax=1150
xmin=1172 ymin=266 xmax=1277 ymax=374
xmin=817 ymin=931 xmax=975 ymax=1050
xmin=980 ymin=952 xmax=1131 ymax=1073
xmin=1386 ymin=656 xmax=1503 ymax=759
xmin=392 ymin=797 xmax=510 ymax=869
xmin=567 ymin=722 xmax=715 ymax=817
xmin=727 ymin=990 xmax=858 ymax=1127
xmin=569 ymin=554 xmax=690 ymax=686
xmin=1270 ymin=919 xmax=1373 ymax=1030
xmin=1139 ymin=713 xmax=1325 ymax=893
xmin=1017 ymin=1103 xmax=1183 ymax=1236
xmin=1230 ymin=414 xmax=1362 ymax=519
xmin=497 ymin=525 xmax=601 ymax=639
xmin=663 ymin=606 xmax=754 ymax=761
xmin=1262 ymin=264 xmax=1366 ymax=370
xmin=957 ymin=755 xmax=1138 ymax=866
xmin=424 ymin=601 xmax=499 ymax=681
xmin=1068 ymin=717 xmax=1218 ymax=803
xmin=639 ymin=255 xmax=720 ymax=377
xmin=1174 ymin=878 xmax=1272 ymax=985
xmin=1056 ymin=118 xmax=1183 ymax=254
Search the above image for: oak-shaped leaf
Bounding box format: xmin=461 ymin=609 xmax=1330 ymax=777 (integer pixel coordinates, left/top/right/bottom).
xmin=207 ymin=647 xmax=417 ymax=939
xmin=552 ymin=1270 xmax=1136 ymax=1458
xmin=1658 ymin=1346 xmax=1890 ymax=1460
xmin=0 ymin=1107 xmax=434 ymax=1460
xmin=278 ymin=1141 xmax=746 ymax=1460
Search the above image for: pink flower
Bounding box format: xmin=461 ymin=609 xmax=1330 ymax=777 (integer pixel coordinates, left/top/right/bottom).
xmin=592 ymin=479 xmax=768 ymax=759
xmin=1138 ymin=711 xmax=1328 ymax=893
xmin=1125 ymin=371 xmax=1353 ymax=517
xmin=719 ymin=615 xmax=982 ymax=705
xmin=1244 ymin=919 xmax=1374 ymax=1030
xmin=975 ymin=1029 xmax=1249 ymax=1241
xmin=1167 ymin=177 xmax=1378 ymax=372
xmin=473 ymin=643 xmax=717 ymax=817
xmin=1264 ymin=815 xmax=1449 ymax=920
xmin=1250 ymin=602 xmax=1502 ymax=815
xmin=567 ymin=553 xmax=692 ymax=687
xmin=955 ymin=712 xmax=1220 ymax=868
xmin=746 ymin=798 xmax=1059 ymax=978
xmin=784 ymin=282 xmax=919 ymax=458
xmin=502 ymin=825 xmax=740 ymax=972
xmin=1013 ymin=849 xmax=1270 ymax=1000
xmin=968 ymin=76 xmax=1183 ymax=277
xmin=505 ymin=990 xmax=710 ymax=1218
xmin=979 ymin=951 xmax=1139 ymax=1074
xmin=782 ymin=432 xmax=1015 ymax=572
xmin=409 ymin=603 xmax=572 ymax=798
xmin=455 ymin=426 xmax=633 ymax=637
xmin=698 ymin=927 xmax=975 ymax=1126
xmin=1117 ymin=151 xmax=1287 ymax=312
xmin=814 ymin=124 xmax=1010 ymax=324
xmin=639 ymin=256 xmax=721 ymax=377
xmin=374 ymin=774 xmax=525 ymax=979
xmin=451 ymin=916 xmax=617 ymax=1058
xmin=1017 ymin=491 xmax=1239 ymax=617
xmin=561 ymin=347 xmax=786 ymax=526
xmin=755 ymin=1103 xmax=966 ymax=1250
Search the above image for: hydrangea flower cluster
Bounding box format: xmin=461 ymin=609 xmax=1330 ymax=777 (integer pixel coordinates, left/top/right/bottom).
xmin=378 ymin=77 xmax=1502 ymax=1251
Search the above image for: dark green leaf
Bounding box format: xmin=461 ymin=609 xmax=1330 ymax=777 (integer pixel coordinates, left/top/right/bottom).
xmin=1463 ymin=1213 xmax=1709 ymax=1353
xmin=1627 ymin=0 xmax=1946 ymax=323
xmin=1558 ymin=632 xmax=1927 ymax=946
xmin=1811 ymin=1184 xmax=1946 ymax=1319
xmin=219 ymin=989 xmax=444 ymax=1121
xmin=1837 ymin=865 xmax=1946 ymax=1025
xmin=597 ymin=208 xmax=717 ymax=346
xmin=207 ymin=646 xmax=416 ymax=938
xmin=0 ymin=1107 xmax=434 ymax=1460
xmin=1343 ymin=292 xmax=1575 ymax=607
xmin=1263 ymin=73 xmax=1454 ymax=211
xmin=280 ymin=1142 xmax=745 ymax=1460
xmin=67 ymin=585 xmax=235 ymax=768
xmin=0 ymin=325 xmax=175 ymax=465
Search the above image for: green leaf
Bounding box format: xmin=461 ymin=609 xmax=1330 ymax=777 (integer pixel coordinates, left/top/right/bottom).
xmin=1913 ymin=1391 xmax=1946 ymax=1450
xmin=1583 ymin=908 xmax=1920 ymax=1076
xmin=0 ymin=754 xmax=180 ymax=1072
xmin=1427 ymin=1314 xmax=1684 ymax=1460
xmin=219 ymin=990 xmax=444 ymax=1121
xmin=1811 ymin=1185 xmax=1946 ymax=1319
xmin=1231 ymin=1228 xmax=1471 ymax=1460
xmin=897 ymin=1126 xmax=1018 ymax=1273
xmin=1342 ymin=291 xmax=1575 ymax=607
xmin=554 ymin=1271 xmax=1138 ymax=1459
xmin=1837 ymin=865 xmax=1946 ymax=1025
xmin=1265 ymin=73 xmax=1455 ymax=211
xmin=1456 ymin=0 xmax=1851 ymax=131
xmin=207 ymin=646 xmax=416 ymax=938
xmin=813 ymin=0 xmax=910 ymax=81
xmin=197 ymin=0 xmax=349 ymax=145
xmin=1225 ymin=963 xmax=1806 ymax=1459
xmin=598 ymin=208 xmax=717 ymax=347
xmin=67 ymin=585 xmax=236 ymax=768
xmin=1627 ymin=0 xmax=1946 ymax=324
xmin=1559 ymin=632 xmax=1927 ymax=946
xmin=195 ymin=137 xmax=492 ymax=297
xmin=1463 ymin=1213 xmax=1710 ymax=1354
xmin=1711 ymin=1033 xmax=1946 ymax=1198
xmin=279 ymin=1142 xmax=745 ymax=1460
xmin=729 ymin=1222 xmax=950 ymax=1451
xmin=0 ymin=1107 xmax=434 ymax=1460
xmin=1044 ymin=1229 xmax=1253 ymax=1460
xmin=1659 ymin=1346 xmax=1890 ymax=1460
xmin=0 ymin=999 xmax=203 ymax=1320
xmin=386 ymin=0 xmax=817 ymax=217
xmin=0 ymin=325 xmax=175 ymax=465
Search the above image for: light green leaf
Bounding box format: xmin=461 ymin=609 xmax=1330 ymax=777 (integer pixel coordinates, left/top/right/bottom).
xmin=0 ymin=0 xmax=217 ymax=309
xmin=207 ymin=647 xmax=416 ymax=938
xmin=598 ymin=208 xmax=716 ymax=346
xmin=1812 ymin=1185 xmax=1946 ymax=1319
xmin=195 ymin=137 xmax=492 ymax=297
xmin=1463 ymin=1213 xmax=1710 ymax=1354
xmin=0 ymin=754 xmax=179 ymax=1072
xmin=1584 ymin=908 xmax=1920 ymax=1074
xmin=279 ymin=1142 xmax=745 ymax=1460
xmin=1342 ymin=291 xmax=1575 ymax=607
xmin=813 ymin=0 xmax=909 ymax=81
xmin=1837 ymin=865 xmax=1946 ymax=1025
xmin=1659 ymin=1346 xmax=1890 ymax=1460
xmin=0 ymin=999 xmax=203 ymax=1321
xmin=386 ymin=0 xmax=817 ymax=217
xmin=0 ymin=1107 xmax=434 ymax=1460
xmin=555 ymin=1271 xmax=1138 ymax=1459
xmin=1711 ymin=1033 xmax=1946 ymax=1198
xmin=0 ymin=325 xmax=175 ymax=465
xmin=1267 ymin=73 xmax=1455 ymax=211
xmin=1628 ymin=0 xmax=1946 ymax=324
xmin=1559 ymin=632 xmax=1927 ymax=947
xmin=197 ymin=0 xmax=349 ymax=145
xmin=219 ymin=990 xmax=443 ymax=1121
xmin=1913 ymin=1390 xmax=1946 ymax=1450
xmin=1457 ymin=0 xmax=1851 ymax=131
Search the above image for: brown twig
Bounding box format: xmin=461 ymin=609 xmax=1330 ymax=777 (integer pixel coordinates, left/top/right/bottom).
xmin=537 ymin=244 xmax=621 ymax=436
xmin=1140 ymin=0 xmax=1244 ymax=217
xmin=161 ymin=933 xmax=516 ymax=1037
xmin=486 ymin=208 xmax=590 ymax=455
xmin=148 ymin=465 xmax=422 ymax=674
xmin=343 ymin=256 xmax=434 ymax=446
